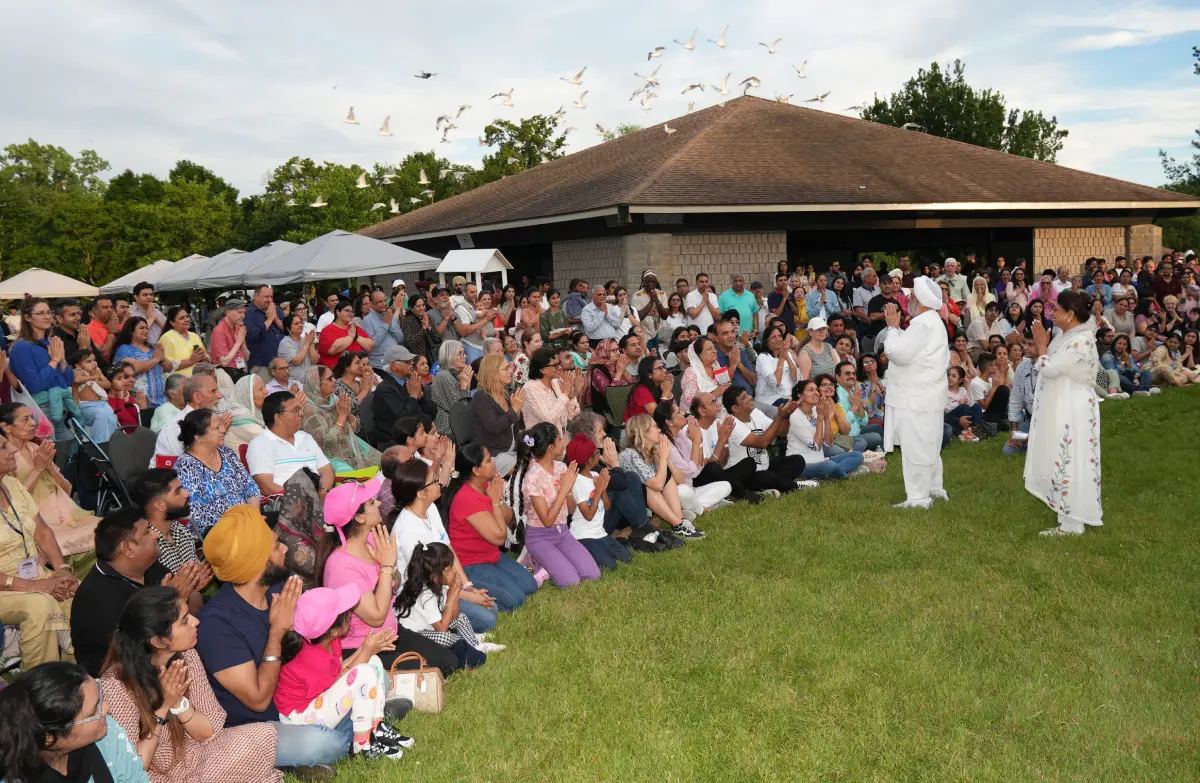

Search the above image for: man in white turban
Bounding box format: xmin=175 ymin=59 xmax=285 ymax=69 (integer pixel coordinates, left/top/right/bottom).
xmin=879 ymin=276 xmax=950 ymax=509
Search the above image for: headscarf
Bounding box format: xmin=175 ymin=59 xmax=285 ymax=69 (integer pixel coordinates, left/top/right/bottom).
xmin=589 ymin=338 xmax=618 ymax=375
xmin=303 ymin=366 xmax=336 ymax=410
xmin=202 ymin=504 xmax=275 ymax=584
xmin=228 ymin=373 xmax=266 ymax=428
xmin=685 ymin=341 xmax=719 ymax=392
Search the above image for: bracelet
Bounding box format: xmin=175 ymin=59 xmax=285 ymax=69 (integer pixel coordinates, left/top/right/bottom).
xmin=260 ymin=655 xmax=281 ymax=664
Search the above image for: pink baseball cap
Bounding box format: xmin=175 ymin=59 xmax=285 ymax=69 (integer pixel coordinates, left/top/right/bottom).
xmin=322 ymin=474 xmax=384 ymax=545
xmin=292 ymin=584 xmax=361 ymax=640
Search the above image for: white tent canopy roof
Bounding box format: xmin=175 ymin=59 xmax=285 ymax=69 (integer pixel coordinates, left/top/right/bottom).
xmin=199 ymin=242 xmax=295 ymax=290
xmin=0 ymin=268 xmax=99 ymax=299
xmin=437 ymin=249 xmax=513 ymax=288
xmin=250 ymin=230 xmax=439 ymax=287
xmin=157 ymin=248 xmax=246 ymax=291
xmin=100 ymin=259 xmax=176 ymax=294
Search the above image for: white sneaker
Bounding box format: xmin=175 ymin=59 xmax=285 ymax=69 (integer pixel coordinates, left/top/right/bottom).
xmin=1039 ymin=527 xmax=1082 ymax=536
xmin=709 ymin=499 xmax=735 ymax=510
xmin=892 ymin=498 xmax=932 ymax=510
xmin=761 ymin=488 xmax=782 ymax=498
xmin=848 ymin=465 xmax=871 ymax=478
xmin=1132 ymin=390 xmax=1152 ymax=397
xmin=1107 ymin=392 xmax=1130 ymax=400
xmin=1149 ymin=387 xmax=1162 ymax=395
xmin=794 ymin=479 xmax=820 ymax=489
xmin=477 ymin=642 xmax=507 ymax=653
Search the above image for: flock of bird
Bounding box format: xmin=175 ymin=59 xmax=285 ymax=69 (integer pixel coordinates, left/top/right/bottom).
xmin=294 ymin=26 xmax=867 ymax=210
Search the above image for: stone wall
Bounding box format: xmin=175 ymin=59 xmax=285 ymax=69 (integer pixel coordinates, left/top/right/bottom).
xmin=669 ymin=232 xmax=787 ymax=288
xmin=1127 ymin=224 xmax=1163 ymax=260
xmin=1032 ymin=227 xmax=1126 ymax=272
xmin=551 ymin=237 xmax=626 ymax=288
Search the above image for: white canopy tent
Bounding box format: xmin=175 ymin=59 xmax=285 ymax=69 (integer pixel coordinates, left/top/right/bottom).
xmin=249 ymin=230 xmax=438 ymax=287
xmin=156 ymin=248 xmax=246 ymax=292
xmin=436 ymin=249 xmax=513 ymax=289
xmin=99 ymin=259 xmax=176 ymax=295
xmin=0 ymin=268 xmax=99 ymax=299
xmin=203 ymin=242 xmax=296 ymax=290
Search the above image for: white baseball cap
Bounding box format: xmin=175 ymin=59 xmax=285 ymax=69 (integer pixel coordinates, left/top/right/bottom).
xmin=807 ymin=316 xmax=828 ymax=331
xmin=391 ymin=279 xmax=405 ymax=289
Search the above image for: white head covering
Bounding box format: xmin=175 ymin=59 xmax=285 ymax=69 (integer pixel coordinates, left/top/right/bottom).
xmin=888 ymin=268 xmax=903 ymax=280
xmin=913 ymin=276 xmax=942 ymax=311
xmin=685 ymin=341 xmax=719 ymax=393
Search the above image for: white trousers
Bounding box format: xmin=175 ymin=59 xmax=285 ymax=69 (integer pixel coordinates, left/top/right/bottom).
xmin=887 ymin=408 xmax=944 ymax=504
xmin=679 ymin=481 xmax=732 ymax=515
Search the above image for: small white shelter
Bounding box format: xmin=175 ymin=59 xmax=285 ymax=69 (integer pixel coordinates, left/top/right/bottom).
xmin=436 ymin=249 xmax=513 ymax=289
xmin=0 ymin=268 xmax=99 ymax=299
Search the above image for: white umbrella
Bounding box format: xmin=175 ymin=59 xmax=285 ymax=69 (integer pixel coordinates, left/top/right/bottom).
xmin=204 ymin=242 xmax=298 ymax=290
xmin=157 ymin=249 xmax=244 ymax=292
xmin=99 ymin=259 xmax=176 ymax=294
xmin=0 ymin=268 xmax=100 ymax=299
xmin=249 ymin=230 xmax=439 ymax=286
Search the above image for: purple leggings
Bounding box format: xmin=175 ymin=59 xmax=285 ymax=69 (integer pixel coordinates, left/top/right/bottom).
xmin=525 ymin=524 xmax=601 ymax=588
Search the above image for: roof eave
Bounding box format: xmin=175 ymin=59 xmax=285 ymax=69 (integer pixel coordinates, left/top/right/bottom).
xmin=374 ymin=206 xmax=622 ymax=244
xmin=630 ymin=201 xmax=1200 ymax=214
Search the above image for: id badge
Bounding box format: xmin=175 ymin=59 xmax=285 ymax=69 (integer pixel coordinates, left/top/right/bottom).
xmin=17 ymin=557 xmax=38 ymax=579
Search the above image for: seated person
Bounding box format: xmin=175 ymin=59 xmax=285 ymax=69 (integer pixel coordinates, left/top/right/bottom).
xmin=70 ymin=348 xmax=118 ymax=443
xmin=717 ymin=387 xmax=808 ymax=494
xmin=834 ymin=360 xmax=884 ymax=451
xmin=70 ymin=508 xmax=206 ymax=677
xmin=395 ymin=542 xmax=488 ymax=669
xmin=102 ymin=587 xmax=285 ymax=783
xmin=266 ymin=356 xmax=303 ymax=395
xmin=618 ymin=415 xmax=704 ymax=541
xmin=688 ymin=392 xmax=770 ymax=504
xmin=653 ymin=400 xmax=732 ymax=516
xmin=786 ymin=379 xmax=865 ymax=480
xmin=151 ymin=374 xmax=222 ymax=465
xmin=968 ymin=353 xmax=1011 ymax=427
xmin=302 ymin=365 xmax=382 ymax=473
xmin=150 ymin=371 xmax=188 ymax=433
xmin=224 ymin=373 xmax=269 ymax=450
xmin=565 ymin=432 xmax=635 ymax=571
xmin=246 ymin=391 xmax=334 ymax=497
xmin=196 ymin=506 xmax=354 ymax=773
xmin=130 ymin=467 xmax=210 ymax=576
xmin=105 ymin=362 xmax=145 ymax=430
xmin=174 ymin=408 xmax=262 ymax=539
xmin=945 ymin=366 xmax=984 ymax=441
xmin=371 ymin=344 xmax=435 ymax=448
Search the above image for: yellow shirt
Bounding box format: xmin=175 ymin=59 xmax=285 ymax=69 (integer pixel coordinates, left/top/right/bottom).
xmin=160 ymin=329 xmax=205 ymax=377
xmin=0 ymin=476 xmax=41 ymax=575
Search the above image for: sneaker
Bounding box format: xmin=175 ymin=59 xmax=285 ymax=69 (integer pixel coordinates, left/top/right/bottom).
xmin=1132 ymin=390 xmax=1152 ymax=397
xmin=384 ymin=696 xmax=413 ymax=721
xmin=710 ymin=499 xmax=735 ymax=510
xmin=1107 ymin=391 xmax=1130 ymax=400
xmin=892 ymin=498 xmax=932 ymax=510
xmin=676 ymin=520 xmax=705 ymax=539
xmin=656 ymin=528 xmax=687 ymax=549
xmin=477 ymin=642 xmax=507 ymax=654
xmin=1149 ymin=387 xmax=1162 ymax=395
xmin=628 ymin=531 xmax=669 ymax=553
xmin=374 ymin=722 xmax=416 ymax=749
xmin=279 ymin=766 xmax=337 ymax=782
xmin=848 ymin=465 xmax=871 ymax=478
xmin=1039 ymin=527 xmax=1082 ymax=536
xmin=360 ymin=744 xmax=404 ymax=761
xmin=761 ymin=488 xmax=782 ymax=499
xmin=681 ymin=509 xmax=698 ymax=523
xmin=532 ymin=567 xmax=550 ymax=587
xmin=794 ymin=479 xmax=820 ymax=490
xmin=959 ymin=429 xmax=980 ymax=442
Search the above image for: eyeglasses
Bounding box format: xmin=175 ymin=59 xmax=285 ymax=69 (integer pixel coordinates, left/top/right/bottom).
xmin=29 ymin=310 xmax=52 ymax=317
xmin=67 ymin=680 xmax=105 ymax=727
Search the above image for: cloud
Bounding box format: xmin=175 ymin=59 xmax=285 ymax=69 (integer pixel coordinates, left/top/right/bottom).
xmin=1048 ymin=1 xmax=1200 ymax=51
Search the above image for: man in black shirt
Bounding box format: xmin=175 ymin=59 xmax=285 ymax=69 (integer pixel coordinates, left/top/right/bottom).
xmin=51 ymin=298 xmax=89 ymax=361
xmin=867 ymin=275 xmax=906 ymax=345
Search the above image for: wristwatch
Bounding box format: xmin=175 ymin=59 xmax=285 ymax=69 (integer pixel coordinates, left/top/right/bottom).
xmin=169 ymin=697 xmax=191 ymax=715
xmin=153 ymin=713 xmax=169 ymax=726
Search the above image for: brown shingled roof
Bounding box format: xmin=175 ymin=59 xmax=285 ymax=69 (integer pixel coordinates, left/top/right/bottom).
xmin=361 ymin=96 xmax=1197 ymax=241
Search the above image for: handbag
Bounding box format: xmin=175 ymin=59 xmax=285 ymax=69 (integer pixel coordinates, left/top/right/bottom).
xmin=388 ymin=651 xmax=445 ymax=713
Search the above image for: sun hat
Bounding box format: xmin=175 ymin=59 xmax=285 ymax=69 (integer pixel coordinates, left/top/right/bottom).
xmin=322 ymin=474 xmax=383 ymax=545
xmin=807 ymin=316 xmax=828 ymax=331
xmin=292 ymin=584 xmax=362 ymax=640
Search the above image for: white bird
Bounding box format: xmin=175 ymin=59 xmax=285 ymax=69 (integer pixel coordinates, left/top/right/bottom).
xmin=343 ymin=106 xmax=359 ymax=125
xmin=506 ymin=157 xmax=521 ymax=166
xmin=775 ymin=94 xmax=793 ymax=104
xmin=285 ymin=198 xmax=297 ymax=206
xmin=712 ymin=73 xmax=731 ymax=95
xmin=418 ymin=169 xmax=430 ymax=185
xmin=674 ymin=28 xmax=697 ymax=51
xmin=370 ymin=202 xmax=386 ymax=210
xmin=551 ymin=105 xmax=567 ymax=121
xmin=409 ymin=197 xmax=421 ymax=204
xmin=681 ymin=83 xmax=706 ymax=94
xmin=490 ymin=89 xmax=514 ymax=107
xmin=628 ymin=86 xmax=646 ymax=101
xmin=439 ymin=131 xmax=452 ymax=144
xmin=355 ymin=172 xmax=369 ymax=189
xmin=563 ymin=126 xmax=577 ymax=134
xmin=573 ymin=91 xmax=588 ymax=109
xmin=310 ymin=196 xmax=328 ymax=207
xmin=739 ymin=76 xmax=761 ymax=95
xmin=381 ymin=174 xmax=395 ymax=184
xmin=663 ymin=123 xmax=676 ymax=136
xmin=708 ymin=25 xmax=728 ymax=48
xmin=439 ymin=169 xmax=452 ymax=180
xmin=687 ymin=101 xmax=695 ymax=113
xmin=540 ymin=154 xmax=550 ymax=164
xmin=804 ymin=91 xmax=831 ymax=103
xmin=902 ymin=122 xmax=925 ymax=131
xmin=289 ymin=163 xmax=303 ymax=174
xmin=414 ymin=71 xmax=436 ymax=79
xmin=452 ymin=171 xmax=468 ymax=182
xmin=560 ymin=66 xmax=587 ymax=85
xmin=389 ymin=199 xmax=400 ymax=213
xmin=595 ymin=123 xmax=609 ymax=137
xmin=647 ymin=46 xmax=665 ymax=60
xmin=478 ymin=136 xmax=488 ymax=146
xmin=759 ymin=38 xmax=782 ymax=54
xmin=455 ymin=104 xmax=471 ymax=118
xmin=844 ymin=104 xmax=867 ymax=112
xmin=639 ymin=93 xmax=656 ymax=112
xmin=436 ymin=114 xmax=453 ymax=129
xmin=634 ymin=65 xmax=661 ymax=87
xmin=421 ymin=189 xmax=435 ymax=200
xmin=793 ymin=61 xmax=807 ymax=79
xmin=378 ymin=117 xmax=392 ymax=136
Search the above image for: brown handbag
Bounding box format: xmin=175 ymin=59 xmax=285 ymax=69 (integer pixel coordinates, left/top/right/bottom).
xmin=388 ymin=652 xmax=446 ymax=713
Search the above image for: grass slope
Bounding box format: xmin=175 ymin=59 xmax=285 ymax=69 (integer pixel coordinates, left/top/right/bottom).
xmin=335 ymin=391 xmax=1200 ymax=782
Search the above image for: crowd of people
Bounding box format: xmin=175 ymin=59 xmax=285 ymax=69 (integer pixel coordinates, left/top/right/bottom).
xmin=1 ymin=247 xmax=1198 ymax=781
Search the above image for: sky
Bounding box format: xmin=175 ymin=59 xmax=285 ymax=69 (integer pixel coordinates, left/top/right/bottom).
xmin=2 ymin=0 xmax=1199 ymax=196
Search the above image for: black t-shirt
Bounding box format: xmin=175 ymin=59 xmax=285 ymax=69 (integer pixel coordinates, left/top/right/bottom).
xmin=70 ymin=560 xmax=167 ymax=676
xmin=866 ymin=294 xmax=901 ymax=339
xmin=52 ymin=327 xmax=80 ymax=363
xmin=766 ymin=291 xmax=795 ymax=333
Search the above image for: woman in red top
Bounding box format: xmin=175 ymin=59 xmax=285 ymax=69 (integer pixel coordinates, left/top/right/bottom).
xmin=317 ymin=299 xmax=375 ymax=369
xmin=106 ymin=361 xmax=143 ymax=428
xmin=446 ymin=444 xmax=537 ymax=613
xmin=624 ymin=356 xmax=671 ymax=422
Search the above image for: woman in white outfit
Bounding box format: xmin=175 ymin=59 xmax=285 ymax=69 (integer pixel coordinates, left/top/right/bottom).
xmin=653 ymin=400 xmax=732 ymax=515
xmin=1024 ymin=290 xmax=1103 ymax=536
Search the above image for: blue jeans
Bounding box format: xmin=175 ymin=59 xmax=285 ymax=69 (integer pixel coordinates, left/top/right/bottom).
xmin=463 ymin=554 xmax=538 ymax=613
xmin=274 ymin=716 xmax=353 ymax=767
xmin=579 ymin=536 xmax=633 ymax=570
xmin=801 ymin=452 xmax=864 ymax=480
xmin=944 ymin=403 xmax=983 ymax=433
xmin=858 ymin=423 xmax=884 ymax=451
xmin=463 ymin=342 xmax=484 ymax=364
xmin=458 ymin=597 xmax=498 ymax=633
xmin=1117 ymin=367 xmax=1152 ymax=392
xmin=1001 ymin=419 xmax=1030 ymax=456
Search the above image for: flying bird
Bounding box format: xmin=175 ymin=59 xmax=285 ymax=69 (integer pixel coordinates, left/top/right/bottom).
xmin=389 ymin=199 xmax=400 ymax=213
xmin=540 ymin=154 xmax=550 ymax=164
xmin=377 ymin=117 xmax=392 ymax=136
xmin=421 ymin=189 xmax=435 ymax=200
xmin=490 ymin=89 xmax=514 ymax=107
xmin=708 ymin=25 xmax=728 ymax=48
xmin=793 ymin=61 xmax=807 ymax=78
xmin=309 ymin=196 xmax=328 ymax=208
xmin=560 ymin=66 xmax=587 ymax=85
xmin=639 ymin=93 xmax=657 ymax=112
xmin=439 ymin=169 xmax=452 ymax=180
xmin=804 ymin=91 xmax=831 ymax=103
xmin=370 ymin=202 xmax=386 ymax=211
xmin=478 ymin=136 xmax=488 ymax=145
xmin=681 ymin=83 xmax=706 ymax=94
xmin=687 ymin=101 xmax=695 ymax=113
xmin=902 ymin=122 xmax=925 ymax=131
xmin=551 ymin=105 xmax=567 ymax=121
xmin=455 ymin=104 xmax=471 ymax=118
xmin=563 ymin=126 xmax=577 ymax=134
xmin=355 ymin=172 xmax=369 ymax=189
xmin=436 ymin=114 xmax=453 ymax=129
xmin=712 ymin=73 xmax=731 ymax=95
xmin=409 ymin=197 xmax=421 ymax=204
xmin=573 ymin=91 xmax=588 ymax=109
xmin=343 ymin=106 xmax=359 ymax=125
xmin=739 ymin=76 xmax=761 ymax=95
xmin=674 ymin=28 xmax=697 ymax=51
xmin=289 ymin=163 xmax=303 ymax=174
xmin=844 ymin=104 xmax=867 ymax=112
xmin=647 ymin=46 xmax=665 ymax=60
xmin=414 ymin=71 xmax=436 ymax=79
xmin=759 ymin=38 xmax=782 ymax=54
xmin=628 ymin=86 xmax=646 ymax=101
xmin=634 ymin=65 xmax=661 ymax=87
xmin=452 ymin=171 xmax=468 ymax=182
xmin=775 ymin=94 xmax=793 ymax=104
xmin=595 ymin=123 xmax=609 ymax=137
xmin=439 ymin=131 xmax=452 ymax=144
xmin=506 ymin=157 xmax=521 ymax=166
xmin=663 ymin=123 xmax=676 ymax=136
xmin=381 ymin=173 xmax=395 ymax=184
xmin=418 ymin=169 xmax=430 ymax=185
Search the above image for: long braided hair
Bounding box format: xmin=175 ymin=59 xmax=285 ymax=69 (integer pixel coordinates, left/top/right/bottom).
xmin=505 ymin=421 xmax=560 ymax=528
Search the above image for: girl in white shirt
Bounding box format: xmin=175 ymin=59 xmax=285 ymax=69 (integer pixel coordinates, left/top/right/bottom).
xmin=394 ymin=542 xmax=488 ymax=669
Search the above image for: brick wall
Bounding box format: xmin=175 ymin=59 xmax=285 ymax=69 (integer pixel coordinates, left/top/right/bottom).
xmin=551 ymin=237 xmax=625 ymax=287
xmin=1032 ymin=227 xmax=1126 ymax=273
xmin=670 ymin=232 xmax=787 ymax=288
xmin=1127 ymin=224 xmax=1162 ymax=260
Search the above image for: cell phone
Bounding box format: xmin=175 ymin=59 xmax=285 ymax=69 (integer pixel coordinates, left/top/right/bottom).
xmin=192 ymin=345 xmax=201 ymax=352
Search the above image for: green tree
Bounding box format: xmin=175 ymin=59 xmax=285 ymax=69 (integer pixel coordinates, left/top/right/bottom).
xmin=861 ymin=60 xmax=1068 ymax=162
xmin=1159 ymin=46 xmax=1200 ymax=197
xmin=602 ymin=123 xmax=643 ymax=142
xmin=479 ymin=115 xmax=567 ymax=179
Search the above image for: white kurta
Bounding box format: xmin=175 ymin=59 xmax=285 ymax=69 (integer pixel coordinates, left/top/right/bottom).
xmin=1023 ymin=322 xmax=1103 ymax=533
xmin=881 ymin=309 xmax=950 ymax=503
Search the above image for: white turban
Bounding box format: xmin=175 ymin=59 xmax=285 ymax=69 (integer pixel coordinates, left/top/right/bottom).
xmin=913 ymin=276 xmax=942 ymax=311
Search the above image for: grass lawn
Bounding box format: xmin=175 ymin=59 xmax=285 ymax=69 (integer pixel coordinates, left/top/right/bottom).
xmin=334 ymin=390 xmax=1200 ymax=782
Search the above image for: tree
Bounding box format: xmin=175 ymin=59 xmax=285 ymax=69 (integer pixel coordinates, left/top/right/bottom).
xmin=861 ymin=60 xmax=1068 ymax=162
xmin=479 ymin=115 xmax=567 ymax=180
xmin=1159 ymin=46 xmax=1200 ymax=197
xmin=602 ymin=124 xmax=643 ymax=142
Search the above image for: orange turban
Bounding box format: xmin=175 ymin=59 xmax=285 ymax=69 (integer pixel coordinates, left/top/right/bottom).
xmin=202 ymin=505 xmax=274 ymax=584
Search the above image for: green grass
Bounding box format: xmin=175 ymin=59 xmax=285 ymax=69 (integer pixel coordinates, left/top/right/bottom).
xmin=335 ymin=391 xmax=1200 ymax=782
